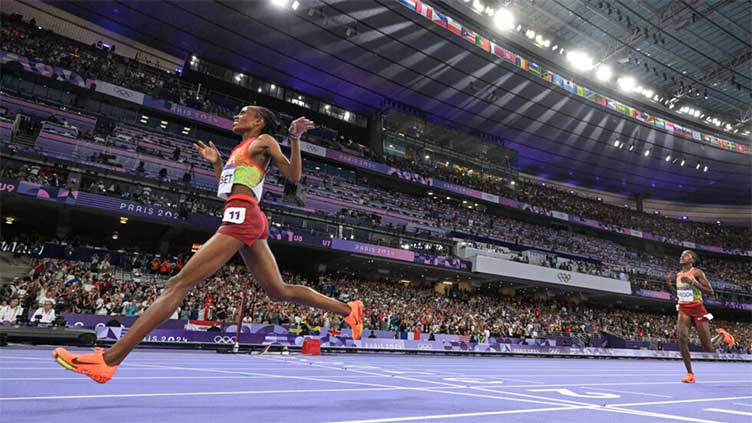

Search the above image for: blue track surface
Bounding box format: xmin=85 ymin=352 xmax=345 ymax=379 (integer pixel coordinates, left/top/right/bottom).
xmin=1 ymin=346 xmax=751 ymax=422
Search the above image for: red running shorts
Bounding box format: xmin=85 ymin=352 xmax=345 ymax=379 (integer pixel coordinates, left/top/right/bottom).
xmin=216 ymin=194 xmax=268 ymax=246
xmin=677 ymin=302 xmax=713 ymax=323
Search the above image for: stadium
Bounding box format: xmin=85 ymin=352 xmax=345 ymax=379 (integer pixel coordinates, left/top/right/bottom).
xmin=0 ymin=0 xmax=750 ymax=422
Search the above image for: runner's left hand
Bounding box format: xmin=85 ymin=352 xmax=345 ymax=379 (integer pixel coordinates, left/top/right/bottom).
xmin=289 ymin=117 xmax=315 ymax=139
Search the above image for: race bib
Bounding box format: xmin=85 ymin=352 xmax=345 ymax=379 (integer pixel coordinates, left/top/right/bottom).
xmin=217 ymin=165 xmax=235 ymax=197
xmin=677 ymin=289 xmax=694 ymax=302
xmin=222 ymin=207 xmax=246 ymax=224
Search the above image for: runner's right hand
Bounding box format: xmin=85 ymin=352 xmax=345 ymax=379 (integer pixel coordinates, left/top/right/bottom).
xmin=194 ymin=140 xmax=221 ymax=164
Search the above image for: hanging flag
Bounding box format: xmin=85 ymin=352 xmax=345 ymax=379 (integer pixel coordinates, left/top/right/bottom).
xmin=415 ymin=1 xmax=433 ymax=19
xmin=595 ymin=96 xmax=607 ymax=106
xmin=446 ymin=16 xmax=462 ymax=35
xmin=692 ymin=130 xmax=701 ymax=140
xmin=605 ymin=98 xmax=618 ymax=110
xmin=517 ymin=56 xmax=529 ymax=71
xmin=398 ymin=0 xmax=417 ymax=11
xmin=432 ymin=9 xmax=448 ymax=28
xmin=491 ymin=43 xmax=517 ymax=63
xmin=461 ymin=27 xmax=477 ymax=43
xmin=528 ymin=62 xmax=542 ymax=77
xmin=541 ymin=70 xmax=553 ymax=83
xmin=475 ymin=35 xmax=490 ymax=52
xmin=582 ymin=87 xmax=598 ymax=101
xmin=654 ymin=118 xmax=665 ymax=129
xmin=664 ymin=121 xmax=675 ymax=132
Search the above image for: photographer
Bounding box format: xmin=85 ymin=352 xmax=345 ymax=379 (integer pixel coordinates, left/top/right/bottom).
xmin=0 ymin=298 xmax=24 ymax=323
xmin=32 ymin=299 xmax=56 ymax=323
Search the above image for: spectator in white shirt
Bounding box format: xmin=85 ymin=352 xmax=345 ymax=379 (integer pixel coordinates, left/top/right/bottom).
xmin=32 ymin=299 xmax=56 ymax=323
xmin=0 ymin=298 xmax=24 ymax=323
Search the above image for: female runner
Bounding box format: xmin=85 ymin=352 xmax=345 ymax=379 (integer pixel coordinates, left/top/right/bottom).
xmin=53 ymin=106 xmax=363 ymax=383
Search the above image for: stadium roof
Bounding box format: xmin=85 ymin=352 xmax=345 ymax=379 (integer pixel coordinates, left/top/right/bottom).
xmin=46 ymin=0 xmax=751 ymax=204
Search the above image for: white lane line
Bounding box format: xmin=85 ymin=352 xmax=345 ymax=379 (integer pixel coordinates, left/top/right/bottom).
xmin=254 ymin=357 xmax=588 ymax=408
xmin=0 ymin=386 xmax=430 ymax=401
xmin=599 ymin=407 xmax=723 ymax=423
xmin=476 ymin=380 xmax=752 ymax=389
xmin=0 ymin=367 xmax=66 ymax=370
xmin=469 ymin=388 xmax=724 ymax=423
xmin=612 ymin=396 xmax=752 ymax=408
xmin=0 ymin=375 xmax=417 ymax=381
xmin=129 ymin=359 xmax=593 ymax=409
xmin=124 ymin=362 xmax=428 ymax=391
xmin=0 ymin=356 xmax=50 ymax=361
xmin=321 ymin=405 xmax=587 ymax=423
xmin=264 ymin=357 xmax=726 ymax=423
xmin=580 ymin=386 xmax=673 ymax=398
xmin=732 ymin=402 xmax=752 ymax=407
xmin=256 ymin=356 xmax=467 ymax=389
xmin=704 ymin=408 xmax=752 ymax=417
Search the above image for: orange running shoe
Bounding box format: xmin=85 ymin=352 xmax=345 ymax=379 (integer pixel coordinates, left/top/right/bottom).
xmin=681 ymin=373 xmax=696 ymax=384
xmin=52 ymin=347 xmax=119 ymax=384
xmin=344 ymin=300 xmax=364 ymax=340
xmin=716 ymin=328 xmax=735 ymax=347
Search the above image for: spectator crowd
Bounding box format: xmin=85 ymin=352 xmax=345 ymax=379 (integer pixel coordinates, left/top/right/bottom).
xmin=1 ymin=253 xmax=750 ymax=354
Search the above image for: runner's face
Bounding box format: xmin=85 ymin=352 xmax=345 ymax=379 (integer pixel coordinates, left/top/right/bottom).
xmin=232 ymin=107 xmax=262 ymax=134
xmin=680 ymin=251 xmax=693 ymax=265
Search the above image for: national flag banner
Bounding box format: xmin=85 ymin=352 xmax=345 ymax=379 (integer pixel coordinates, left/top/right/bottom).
xmin=616 ymin=103 xmax=630 ymax=115
xmin=702 ymin=133 xmax=712 ymax=142
xmin=458 ymin=334 xmax=471 ymax=342
xmin=576 ymin=85 xmax=586 ymax=97
xmin=398 ymin=0 xmax=417 ymax=11
xmin=634 ymin=111 xmax=646 ymax=122
xmin=541 ymin=70 xmax=553 ymax=83
xmin=605 ymin=99 xmax=618 ymax=110
xmin=415 ymin=1 xmax=433 ymax=19
xmin=475 ymin=35 xmax=490 ymax=52
xmin=644 ymin=115 xmax=654 ymax=124
xmin=710 ymin=136 xmax=721 ymax=146
xmin=692 ymin=130 xmax=701 ymax=140
xmin=185 ymin=320 xmax=222 ymax=331
xmin=446 ymin=16 xmax=462 ymax=35
xmin=432 ymin=9 xmax=448 ymax=27
xmin=629 ymin=108 xmax=638 ymax=118
xmin=517 ymin=56 xmax=529 ymax=71
xmin=431 ymin=10 xmax=447 ymax=28
xmin=654 ymin=118 xmax=665 ymax=129
xmin=581 ymin=87 xmax=597 ymax=101
xmin=461 ymin=27 xmax=476 ymax=43
xmin=528 ymin=62 xmax=542 ymax=77
xmin=492 ymin=43 xmax=517 ymax=63
xmin=328 ymin=327 xmax=341 ymax=336
xmin=595 ymin=96 xmax=607 ymax=106
xmin=553 ymin=74 xmax=575 ymax=93
xmin=665 ymin=121 xmax=675 ymax=132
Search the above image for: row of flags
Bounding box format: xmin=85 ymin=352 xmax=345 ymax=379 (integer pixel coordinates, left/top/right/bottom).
xmin=396 ymin=0 xmax=751 ymax=155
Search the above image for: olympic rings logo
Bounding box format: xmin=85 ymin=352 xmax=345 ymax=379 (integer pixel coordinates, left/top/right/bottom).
xmin=557 ymin=273 xmax=573 ymax=283
xmin=113 ymin=87 xmax=134 ymax=98
xmin=213 ymin=336 xmax=237 ymax=344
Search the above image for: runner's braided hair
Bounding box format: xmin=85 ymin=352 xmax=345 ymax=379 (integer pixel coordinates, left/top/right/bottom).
xmin=255 ymin=106 xmax=281 ymax=136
